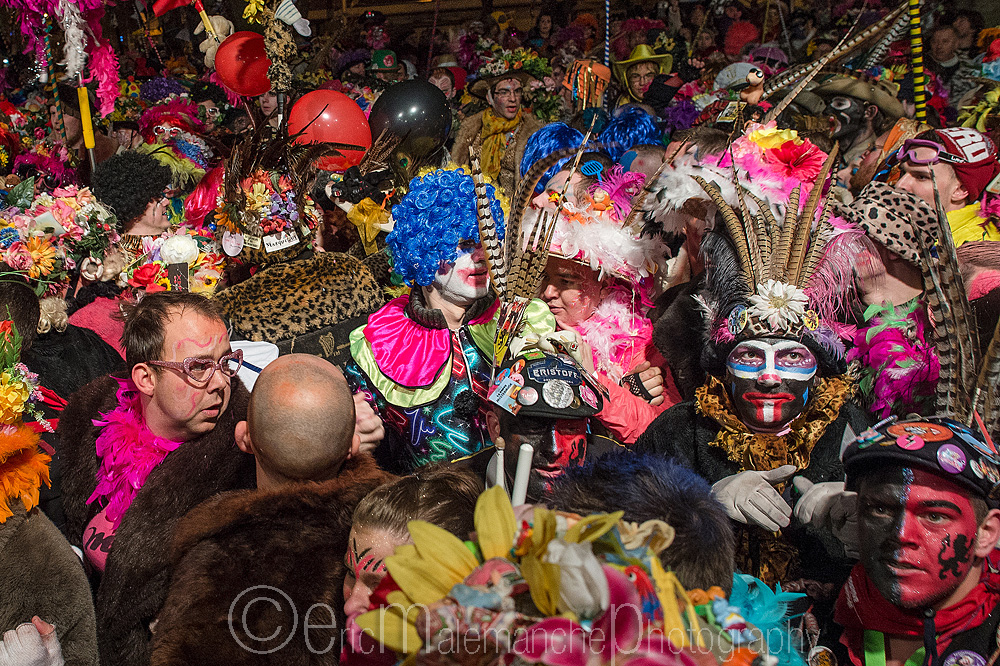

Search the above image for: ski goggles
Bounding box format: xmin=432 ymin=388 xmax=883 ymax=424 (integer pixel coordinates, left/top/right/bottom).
xmin=895 ymin=138 xmax=967 ymax=166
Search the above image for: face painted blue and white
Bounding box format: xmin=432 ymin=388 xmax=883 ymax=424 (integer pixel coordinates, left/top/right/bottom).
xmin=725 ymin=338 xmax=819 ymax=433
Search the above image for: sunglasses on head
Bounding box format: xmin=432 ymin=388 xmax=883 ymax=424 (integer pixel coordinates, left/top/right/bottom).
xmin=895 ymin=139 xmax=967 ymax=166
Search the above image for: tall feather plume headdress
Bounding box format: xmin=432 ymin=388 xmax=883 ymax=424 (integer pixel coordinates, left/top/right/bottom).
xmin=469 ymin=122 xmax=600 ymax=369
xmin=695 ymin=140 xmax=868 ymax=367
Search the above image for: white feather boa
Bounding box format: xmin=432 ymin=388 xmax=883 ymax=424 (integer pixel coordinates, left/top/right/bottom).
xmin=524 ymin=202 xmax=667 ymax=286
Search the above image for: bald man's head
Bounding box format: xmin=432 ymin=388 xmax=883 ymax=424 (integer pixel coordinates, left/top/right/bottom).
xmin=243 ymin=354 xmax=357 ymax=484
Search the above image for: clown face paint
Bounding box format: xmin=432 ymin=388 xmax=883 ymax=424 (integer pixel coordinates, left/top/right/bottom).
xmin=433 ymin=242 xmax=490 ymax=306
xmin=859 ymin=468 xmax=981 ymax=609
xmin=825 ymin=95 xmax=866 ymax=143
xmin=725 ymin=338 xmax=818 ymax=433
xmin=501 ymin=415 xmax=588 ymax=500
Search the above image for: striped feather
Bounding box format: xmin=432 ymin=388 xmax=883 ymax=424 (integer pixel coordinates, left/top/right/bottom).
xmin=771 ymin=186 xmax=800 ymax=280
xmin=693 ymin=176 xmax=755 ymax=290
xmin=973 ymin=316 xmax=1000 ymax=437
xmin=761 ymin=1 xmax=907 ymax=98
xmin=788 ymin=144 xmax=838 ymax=286
xmin=469 ymin=145 xmax=507 ymax=299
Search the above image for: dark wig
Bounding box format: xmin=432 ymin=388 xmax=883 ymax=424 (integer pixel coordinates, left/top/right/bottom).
xmin=92 ymin=150 xmax=172 ymax=230
xmin=544 ymin=452 xmax=736 ymax=594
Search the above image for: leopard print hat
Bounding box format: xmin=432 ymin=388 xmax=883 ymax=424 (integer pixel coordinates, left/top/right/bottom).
xmin=839 ymin=181 xmax=937 ymax=265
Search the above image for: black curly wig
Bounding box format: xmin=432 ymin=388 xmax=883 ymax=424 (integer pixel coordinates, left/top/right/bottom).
xmin=91 ymin=150 xmax=172 ymax=231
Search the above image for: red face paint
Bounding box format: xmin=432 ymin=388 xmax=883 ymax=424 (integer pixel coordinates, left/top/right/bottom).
xmin=859 ymin=468 xmax=980 ymax=608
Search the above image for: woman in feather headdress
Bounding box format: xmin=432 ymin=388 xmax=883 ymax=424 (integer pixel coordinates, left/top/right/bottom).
xmin=526 ymin=150 xmax=681 ymax=446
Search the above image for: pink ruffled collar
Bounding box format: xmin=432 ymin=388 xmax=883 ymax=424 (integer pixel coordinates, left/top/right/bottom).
xmin=364 ymin=295 xmax=496 ymax=388
xmin=87 ymin=378 xmax=182 ymax=529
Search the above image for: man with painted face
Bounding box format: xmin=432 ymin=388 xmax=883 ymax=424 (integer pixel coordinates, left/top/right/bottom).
xmin=835 ymin=416 xmax=1000 ymax=666
xmin=812 ymin=75 xmax=904 ymax=177
xmin=460 ymin=340 xmax=605 ymax=504
xmin=345 ymin=167 xmax=507 ymax=473
xmin=451 ymin=51 xmax=545 ymax=197
xmin=636 ymin=166 xmax=872 ymax=586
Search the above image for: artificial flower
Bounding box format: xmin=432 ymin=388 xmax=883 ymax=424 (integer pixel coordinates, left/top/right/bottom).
xmin=4 ymin=242 xmax=32 ymax=272
xmin=160 ymin=234 xmax=200 ymax=265
xmin=748 ymin=124 xmax=802 ymax=150
xmin=0 ymin=371 xmax=31 ymax=425
xmin=128 ymin=263 xmax=168 ymax=292
xmin=24 ymin=237 xmax=56 ymax=278
xmin=748 ymin=279 xmax=808 ymax=330
xmin=544 ymin=539 xmax=609 ymax=620
xmin=763 ymin=139 xmax=826 ymax=181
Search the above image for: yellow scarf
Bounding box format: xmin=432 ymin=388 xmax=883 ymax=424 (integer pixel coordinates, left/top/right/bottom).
xmin=479 ymin=109 xmax=522 ymax=181
xmin=948 ymin=203 xmax=1000 ymax=246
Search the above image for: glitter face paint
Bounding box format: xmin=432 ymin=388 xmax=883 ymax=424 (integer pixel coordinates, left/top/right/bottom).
xmin=725 ymin=338 xmax=817 ymax=432
xmin=859 ymin=468 xmax=980 ymax=609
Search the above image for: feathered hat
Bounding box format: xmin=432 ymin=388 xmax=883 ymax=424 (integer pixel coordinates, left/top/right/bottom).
xmin=688 ymin=127 xmax=869 ymax=375
xmin=213 ymin=124 xmax=341 ymax=268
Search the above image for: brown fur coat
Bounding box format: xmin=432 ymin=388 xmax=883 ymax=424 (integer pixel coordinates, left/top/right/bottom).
xmin=0 ymin=504 xmax=98 ymax=666
xmin=450 ymin=109 xmax=544 ymax=197
xmin=57 ymin=374 xmax=255 ymax=666
xmin=150 ymin=454 xmax=394 ymax=665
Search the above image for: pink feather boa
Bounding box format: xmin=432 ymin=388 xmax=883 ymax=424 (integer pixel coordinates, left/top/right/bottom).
xmin=572 ymin=287 xmax=653 ymax=384
xmin=847 ymin=299 xmax=940 ymax=418
xmin=86 ymin=378 xmax=182 ymax=529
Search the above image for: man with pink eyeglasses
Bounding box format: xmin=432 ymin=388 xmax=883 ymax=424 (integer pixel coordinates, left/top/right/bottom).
xmin=57 ymin=291 xmax=256 ymax=666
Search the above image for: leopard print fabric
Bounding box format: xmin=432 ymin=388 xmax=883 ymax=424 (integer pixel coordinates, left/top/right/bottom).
xmin=841 ymin=181 xmax=937 ymax=264
xmin=214 ymin=252 xmax=384 ymax=349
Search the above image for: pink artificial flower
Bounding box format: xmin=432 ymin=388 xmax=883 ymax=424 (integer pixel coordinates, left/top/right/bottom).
xmin=763 ymin=140 xmax=826 ymax=182
xmin=5 ymin=242 xmax=33 ymax=271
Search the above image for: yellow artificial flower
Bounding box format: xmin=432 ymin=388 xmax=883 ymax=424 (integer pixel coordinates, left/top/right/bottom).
xmin=749 ymin=125 xmax=802 ymax=149
xmin=0 ymin=371 xmax=31 ymax=425
xmin=24 ymin=237 xmax=56 ymax=279
xmin=245 ymin=182 xmax=270 ymax=212
xmin=243 ymin=0 xmax=264 ymax=23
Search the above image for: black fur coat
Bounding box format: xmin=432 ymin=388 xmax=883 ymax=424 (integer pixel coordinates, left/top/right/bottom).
xmin=57 ymin=374 xmax=255 ymax=666
xmin=150 ymin=454 xmax=395 ymax=665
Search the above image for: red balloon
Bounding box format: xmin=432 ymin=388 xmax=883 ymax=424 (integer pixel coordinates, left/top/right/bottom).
xmin=214 ymin=31 xmax=272 ymax=97
xmin=288 ymin=90 xmax=372 ymax=171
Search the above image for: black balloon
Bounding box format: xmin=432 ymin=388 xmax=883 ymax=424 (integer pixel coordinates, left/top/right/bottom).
xmin=368 ymin=80 xmax=452 ymax=182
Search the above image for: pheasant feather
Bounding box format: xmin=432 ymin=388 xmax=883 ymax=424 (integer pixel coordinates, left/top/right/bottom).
xmin=788 ymin=144 xmax=838 ymax=286
xmin=470 ymin=145 xmax=507 ymax=299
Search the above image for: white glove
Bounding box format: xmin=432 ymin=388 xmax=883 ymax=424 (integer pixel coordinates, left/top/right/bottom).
xmin=712 ymin=465 xmax=797 ymax=532
xmin=353 ymin=392 xmax=384 ymax=454
xmin=292 ymin=18 xmax=311 ymax=37
xmin=793 ymin=477 xmax=859 ymax=558
xmin=195 ymin=15 xmax=235 ymax=69
xmin=0 ymin=619 xmax=64 ymax=666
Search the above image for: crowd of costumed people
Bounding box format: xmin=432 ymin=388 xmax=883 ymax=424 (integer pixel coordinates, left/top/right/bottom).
xmin=3 ymin=0 xmax=1000 ymax=664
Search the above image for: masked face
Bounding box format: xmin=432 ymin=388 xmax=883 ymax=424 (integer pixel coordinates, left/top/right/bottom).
xmin=859 ymin=468 xmax=982 ymax=609
xmin=501 ymin=415 xmax=588 ymax=500
xmin=433 ymin=242 xmax=489 ymax=305
xmin=725 ymin=338 xmax=818 ymax=433
xmin=826 ymin=95 xmax=866 ymax=142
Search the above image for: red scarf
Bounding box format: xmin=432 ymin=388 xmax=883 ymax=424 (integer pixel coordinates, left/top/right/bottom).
xmin=835 ymin=554 xmax=1000 ymax=666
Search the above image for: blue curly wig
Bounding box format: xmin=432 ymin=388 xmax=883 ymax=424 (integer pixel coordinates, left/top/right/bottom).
xmin=388 ymin=169 xmax=505 ymax=286
xmin=599 ymin=107 xmax=662 ymax=162
xmin=520 ymin=123 xmax=585 ymax=195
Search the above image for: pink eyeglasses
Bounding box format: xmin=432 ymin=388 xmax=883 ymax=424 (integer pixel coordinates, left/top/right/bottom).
xmin=147 ymin=349 xmax=243 ymax=383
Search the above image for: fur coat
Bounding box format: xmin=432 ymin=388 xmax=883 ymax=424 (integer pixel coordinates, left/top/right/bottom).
xmin=57 ymin=374 xmax=255 ymax=666
xmin=450 ymin=109 xmax=544 ymax=197
xmin=0 ymin=503 xmax=98 ymax=666
xmin=150 ymin=454 xmax=395 ymax=665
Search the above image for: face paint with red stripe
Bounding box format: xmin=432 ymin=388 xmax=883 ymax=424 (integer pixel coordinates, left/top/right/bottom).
xmin=725 ymin=338 xmax=818 ymax=433
xmin=859 ymin=467 xmax=980 ymax=609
